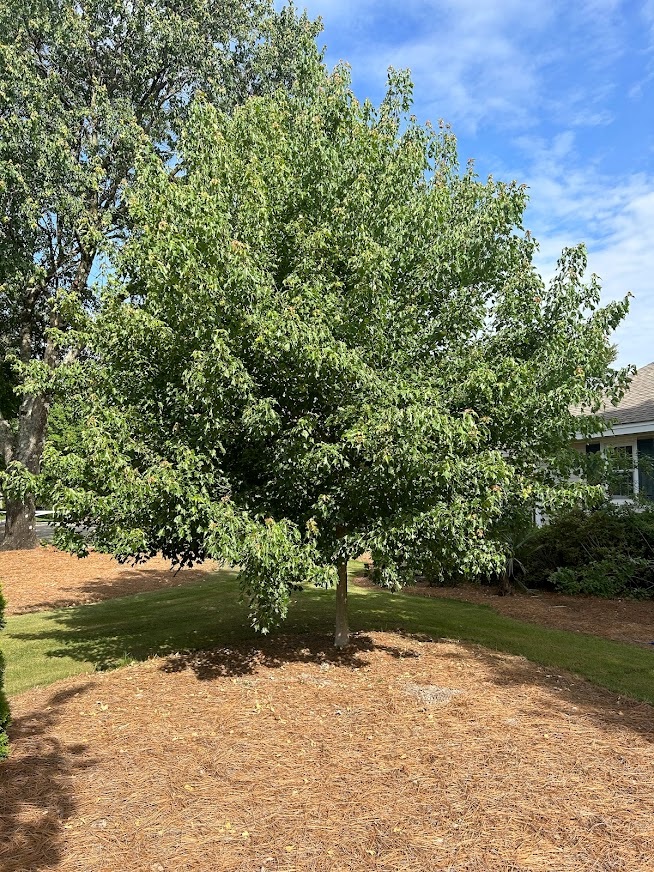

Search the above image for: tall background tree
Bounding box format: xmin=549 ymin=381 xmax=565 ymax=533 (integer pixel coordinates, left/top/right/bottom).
xmin=45 ymin=67 xmax=631 ymax=645
xmin=0 ymin=0 xmax=321 ymax=548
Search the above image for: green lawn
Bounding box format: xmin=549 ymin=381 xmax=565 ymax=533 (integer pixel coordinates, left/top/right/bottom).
xmin=3 ymin=569 xmax=654 ymax=702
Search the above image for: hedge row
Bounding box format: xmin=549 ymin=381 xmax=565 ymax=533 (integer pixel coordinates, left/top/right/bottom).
xmin=520 ymin=503 xmax=654 ymax=599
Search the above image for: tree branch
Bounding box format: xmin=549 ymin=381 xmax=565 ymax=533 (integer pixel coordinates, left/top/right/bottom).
xmin=0 ymin=416 xmax=13 ymax=466
xmin=137 ymin=61 xmax=173 ymax=112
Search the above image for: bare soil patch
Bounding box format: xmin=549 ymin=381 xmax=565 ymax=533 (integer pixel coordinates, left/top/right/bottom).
xmin=398 ymin=581 xmax=654 ymax=648
xmin=2 ymin=631 xmax=653 ymax=872
xmin=0 ymin=546 xmax=219 ymax=616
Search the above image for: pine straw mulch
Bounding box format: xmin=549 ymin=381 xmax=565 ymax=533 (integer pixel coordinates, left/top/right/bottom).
xmin=395 ymin=581 xmax=654 ymax=648
xmin=3 ymin=631 xmax=654 ymax=872
xmin=0 ymin=546 xmax=220 ymax=616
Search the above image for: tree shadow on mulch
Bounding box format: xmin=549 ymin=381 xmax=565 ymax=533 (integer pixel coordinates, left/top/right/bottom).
xmin=161 ymin=631 xmax=422 ymax=680
xmin=423 ymin=637 xmax=654 ymax=745
xmin=0 ymin=683 xmax=97 ymax=871
xmin=163 ymin=630 xmax=654 ymax=745
xmin=11 ymin=576 xmax=654 ymax=750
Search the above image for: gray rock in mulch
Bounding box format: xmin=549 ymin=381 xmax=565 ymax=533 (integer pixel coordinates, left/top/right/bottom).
xmin=404 ymin=683 xmax=464 ymax=705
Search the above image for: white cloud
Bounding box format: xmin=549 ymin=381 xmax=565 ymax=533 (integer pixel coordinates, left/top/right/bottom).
xmin=311 ymin=0 xmax=552 ymax=133
xmin=297 ymin=0 xmax=631 ymax=133
xmin=292 ymin=0 xmax=654 ymax=368
xmin=586 ymin=192 xmax=654 ymax=369
xmin=514 ymin=134 xmax=654 ymax=369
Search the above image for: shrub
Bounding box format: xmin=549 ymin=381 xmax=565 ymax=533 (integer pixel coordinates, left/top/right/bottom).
xmin=550 ymin=557 xmax=654 ymax=598
xmin=0 ymin=583 xmax=9 ymax=758
xmin=520 ymin=503 xmax=654 ymax=598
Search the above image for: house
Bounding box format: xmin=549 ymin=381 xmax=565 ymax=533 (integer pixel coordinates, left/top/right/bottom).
xmin=573 ymin=362 xmax=654 ymax=502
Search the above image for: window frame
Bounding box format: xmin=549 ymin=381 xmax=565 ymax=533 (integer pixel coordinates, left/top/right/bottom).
xmin=586 ymin=438 xmax=639 ymax=501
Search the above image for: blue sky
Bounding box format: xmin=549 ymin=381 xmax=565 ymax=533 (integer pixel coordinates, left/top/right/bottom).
xmin=287 ymin=0 xmax=654 ymax=369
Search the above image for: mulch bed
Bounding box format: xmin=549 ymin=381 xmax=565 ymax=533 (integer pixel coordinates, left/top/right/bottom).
xmin=2 ymin=631 xmax=654 ymax=871
xmin=0 ymin=547 xmax=219 ymax=616
xmin=401 ymin=581 xmax=654 ymax=648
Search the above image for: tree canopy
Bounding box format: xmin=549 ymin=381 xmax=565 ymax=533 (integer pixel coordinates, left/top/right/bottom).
xmin=45 ymin=66 xmax=631 ymax=644
xmin=0 ymin=0 xmax=321 ymax=547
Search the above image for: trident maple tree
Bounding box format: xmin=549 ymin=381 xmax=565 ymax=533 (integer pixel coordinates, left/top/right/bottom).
xmin=46 ymin=65 xmax=631 ymax=645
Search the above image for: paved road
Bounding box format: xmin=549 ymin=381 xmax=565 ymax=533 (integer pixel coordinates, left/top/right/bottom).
xmin=0 ymin=520 xmax=55 ymax=545
xmin=0 ymin=521 xmax=89 ymax=545
xmin=35 ymin=521 xmax=55 ymax=541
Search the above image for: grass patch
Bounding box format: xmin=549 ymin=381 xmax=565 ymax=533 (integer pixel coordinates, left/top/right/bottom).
xmin=3 ymin=569 xmax=654 ymax=702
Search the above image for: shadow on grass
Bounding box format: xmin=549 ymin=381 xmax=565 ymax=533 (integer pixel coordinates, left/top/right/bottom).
xmin=10 ymin=565 xmax=224 ymax=616
xmin=0 ymin=684 xmax=97 ymax=872
xmin=6 ymin=579 xmax=654 ymax=741
xmin=5 ymin=575 xmax=251 ymax=689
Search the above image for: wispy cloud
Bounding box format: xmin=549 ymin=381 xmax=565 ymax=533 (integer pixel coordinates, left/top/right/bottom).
xmin=300 ymin=0 xmax=632 ymax=133
xmin=590 ymin=193 xmax=654 ymax=368
xmin=292 ymin=0 xmax=654 ymax=366
xmin=508 ymin=132 xmax=654 ymax=368
xmin=314 ymin=0 xmax=552 ymax=133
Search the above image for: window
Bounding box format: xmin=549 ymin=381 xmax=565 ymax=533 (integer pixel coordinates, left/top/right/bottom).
xmin=638 ymin=439 xmax=654 ymax=501
xmin=607 ymin=445 xmax=634 ymax=498
xmin=583 ymin=438 xmax=654 ymax=501
xmin=585 ymin=442 xmax=602 ymax=485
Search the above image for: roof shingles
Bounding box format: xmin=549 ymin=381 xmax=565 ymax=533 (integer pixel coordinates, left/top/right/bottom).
xmin=595 ymin=362 xmax=654 ymax=425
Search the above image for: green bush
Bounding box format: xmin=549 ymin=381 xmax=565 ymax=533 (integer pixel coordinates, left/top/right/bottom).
xmin=550 ymin=557 xmax=654 ymax=598
xmin=0 ymin=582 xmax=9 ymax=758
xmin=520 ymin=503 xmax=654 ymax=598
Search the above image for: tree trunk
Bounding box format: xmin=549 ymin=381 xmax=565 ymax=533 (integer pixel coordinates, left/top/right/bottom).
xmin=497 ymin=568 xmax=513 ymax=596
xmin=0 ymin=393 xmax=48 ymax=551
xmin=334 ymin=558 xmax=349 ymax=648
xmin=1 ymin=238 xmax=95 ymax=551
xmin=2 ymin=495 xmax=39 ymax=550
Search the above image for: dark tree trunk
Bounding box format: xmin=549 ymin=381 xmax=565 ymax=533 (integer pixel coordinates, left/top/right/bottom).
xmin=1 ymin=392 xmax=49 ymax=551
xmin=2 ymin=495 xmax=39 ymax=550
xmin=334 ymin=558 xmax=349 ymax=648
xmin=0 ymin=283 xmax=78 ymax=551
xmin=497 ymin=568 xmax=513 ymax=596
